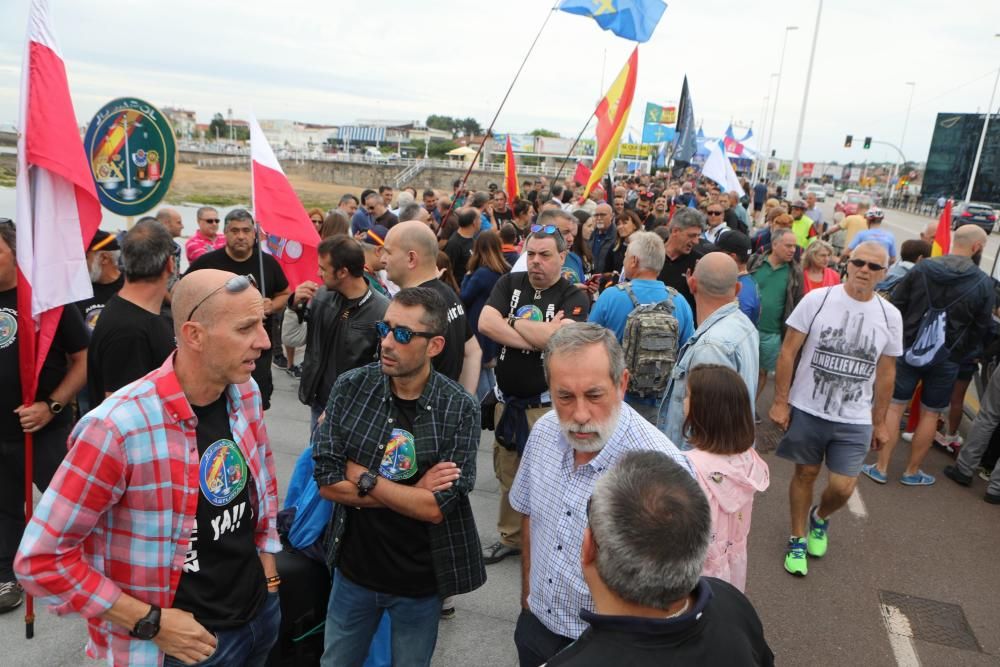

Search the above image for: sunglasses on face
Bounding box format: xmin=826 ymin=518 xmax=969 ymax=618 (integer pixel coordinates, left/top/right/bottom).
xmin=186 ymin=274 xmax=257 ymax=322
xmin=707 ymin=210 xmax=723 ymax=216
xmin=375 ymin=320 xmax=438 ymax=344
xmin=848 ymin=258 xmax=887 ymax=272
xmin=201 ymin=218 xmax=220 ymax=224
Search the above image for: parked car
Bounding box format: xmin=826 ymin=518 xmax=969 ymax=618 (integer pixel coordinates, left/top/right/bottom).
xmin=950 ymin=201 xmax=998 ymax=233
xmin=824 ymin=183 xmax=836 ymax=197
xmin=835 ymin=191 xmax=872 ymax=216
xmin=804 ymin=184 xmax=826 ymax=202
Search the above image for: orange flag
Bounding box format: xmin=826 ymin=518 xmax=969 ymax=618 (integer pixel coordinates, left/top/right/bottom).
xmin=504 ymin=136 xmax=519 ymax=202
xmin=583 ymin=47 xmax=638 ymax=199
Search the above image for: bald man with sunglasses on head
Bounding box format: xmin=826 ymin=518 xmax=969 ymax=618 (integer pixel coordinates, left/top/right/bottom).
xmin=17 ymin=269 xmax=283 ymax=666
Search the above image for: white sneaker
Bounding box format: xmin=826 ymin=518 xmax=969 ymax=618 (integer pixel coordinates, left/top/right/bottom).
xmin=901 ymin=431 xmax=914 ymax=442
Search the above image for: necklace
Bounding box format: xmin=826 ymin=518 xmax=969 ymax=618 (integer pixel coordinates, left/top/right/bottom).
xmin=663 ymin=598 xmax=690 ymax=620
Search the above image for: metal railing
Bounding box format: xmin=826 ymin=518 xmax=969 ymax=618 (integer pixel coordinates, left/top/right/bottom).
xmin=393 ymin=161 xmax=427 ymax=188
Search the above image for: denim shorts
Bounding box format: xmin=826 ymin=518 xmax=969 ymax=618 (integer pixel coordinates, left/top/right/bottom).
xmin=776 ymin=408 xmax=873 ymax=477
xmin=892 ymin=357 xmax=961 ymax=412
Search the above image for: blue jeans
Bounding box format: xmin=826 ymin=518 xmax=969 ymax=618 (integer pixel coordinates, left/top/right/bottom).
xmin=892 ymin=358 xmax=961 ymax=411
xmin=322 ymin=569 xmax=440 ymax=667
xmin=164 ymin=591 xmax=281 ymax=667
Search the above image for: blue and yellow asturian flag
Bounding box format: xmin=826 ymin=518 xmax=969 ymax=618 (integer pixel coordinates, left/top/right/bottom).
xmin=558 ymin=0 xmax=667 ymax=43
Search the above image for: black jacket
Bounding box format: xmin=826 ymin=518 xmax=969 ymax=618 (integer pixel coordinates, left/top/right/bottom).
xmin=296 ymin=286 xmax=389 ymax=408
xmin=546 ymin=578 xmax=774 ymax=667
xmin=891 ymin=255 xmax=994 ymax=363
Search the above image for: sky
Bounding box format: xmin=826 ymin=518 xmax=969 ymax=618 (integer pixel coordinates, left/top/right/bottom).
xmin=0 ymin=0 xmax=998 ymax=165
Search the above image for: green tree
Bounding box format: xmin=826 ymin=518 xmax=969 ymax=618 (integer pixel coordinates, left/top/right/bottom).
xmin=459 ymin=117 xmax=482 ymax=138
xmin=530 ymin=128 xmax=560 ymax=137
xmin=427 ymin=140 xmax=458 ymax=159
xmin=426 ymin=115 xmax=458 ymax=136
xmin=208 ymin=113 xmax=227 ymax=140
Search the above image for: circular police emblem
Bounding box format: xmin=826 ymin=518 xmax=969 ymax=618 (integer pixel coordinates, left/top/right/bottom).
xmin=84 ymin=97 xmax=176 ymax=217
xmin=198 ymin=439 xmax=248 ymax=507
xmin=0 ymin=308 xmax=16 ymax=349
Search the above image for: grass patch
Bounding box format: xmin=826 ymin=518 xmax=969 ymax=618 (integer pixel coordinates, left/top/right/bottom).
xmin=0 ymin=166 xmax=15 ymax=188
xmin=164 ymin=192 xmax=249 ymax=207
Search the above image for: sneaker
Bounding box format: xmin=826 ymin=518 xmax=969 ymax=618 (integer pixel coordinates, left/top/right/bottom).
xmin=482 ymin=541 xmax=520 ymax=565
xmin=806 ymin=506 xmax=829 ymax=558
xmin=784 ymin=537 xmax=808 ymax=576
xmin=440 ymin=606 xmax=456 ymax=620
xmin=287 ymin=364 xmax=302 ymax=379
xmin=943 ymin=465 xmax=972 ymax=487
xmin=901 ymin=431 xmax=914 ymax=442
xmin=0 ymin=581 xmax=23 ymax=614
xmin=900 ymin=470 xmax=936 ymax=486
xmin=985 ymin=492 xmax=1000 ymax=505
xmin=273 ymin=353 xmax=289 ymax=370
xmin=978 ymin=467 xmax=993 ymax=482
xmin=861 ymin=463 xmax=888 ymax=484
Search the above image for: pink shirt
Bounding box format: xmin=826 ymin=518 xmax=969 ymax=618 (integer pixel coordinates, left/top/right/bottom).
xmin=185 ymin=230 xmax=226 ymax=262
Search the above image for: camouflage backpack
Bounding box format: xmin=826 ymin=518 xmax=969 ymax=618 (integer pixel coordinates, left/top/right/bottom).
xmin=620 ymin=283 xmax=680 ymax=398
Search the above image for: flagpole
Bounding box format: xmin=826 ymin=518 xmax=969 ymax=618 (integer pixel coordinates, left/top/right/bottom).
xmin=440 ymin=3 xmax=559 ymax=224
xmin=552 ymin=115 xmax=595 ymax=187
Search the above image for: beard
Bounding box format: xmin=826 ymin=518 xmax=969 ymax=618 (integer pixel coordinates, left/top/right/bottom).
xmin=559 ymin=402 xmax=621 ymax=453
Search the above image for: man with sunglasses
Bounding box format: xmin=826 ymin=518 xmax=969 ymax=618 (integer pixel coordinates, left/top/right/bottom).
xmin=477 ymin=219 xmax=591 ymax=566
xmin=17 ymin=269 xmax=282 ymax=665
xmin=185 ymin=206 xmax=226 ymax=262
xmin=314 ymin=286 xmax=485 ymax=666
xmin=703 ymin=202 xmax=730 ymax=245
xmin=769 ymin=241 xmax=903 ymax=577
xmin=186 ymin=209 xmax=289 ymax=410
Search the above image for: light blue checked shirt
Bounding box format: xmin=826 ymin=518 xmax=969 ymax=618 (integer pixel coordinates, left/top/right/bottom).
xmin=509 ymin=403 xmax=691 ymax=639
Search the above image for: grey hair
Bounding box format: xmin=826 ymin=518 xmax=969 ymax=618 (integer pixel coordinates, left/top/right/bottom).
xmin=588 ymin=451 xmax=710 ymax=608
xmin=771 ymin=227 xmax=796 ymax=245
xmin=364 ymin=191 xmax=382 ymax=206
xmin=224 ymin=208 xmax=254 ymax=229
xmin=625 ymin=231 xmax=665 ymax=273
xmin=543 ymin=322 xmax=626 ymax=385
xmin=398 ymin=202 xmax=425 ymax=222
xmin=196 ymin=206 xmax=218 ymax=221
xmin=122 ymin=219 xmax=174 ymax=282
xmin=668 ymin=207 xmax=705 ymax=232
xmin=471 ymin=191 xmax=491 ymax=209
xmin=396 ymin=191 xmax=415 ymax=209
xmin=850 ymin=240 xmax=889 ymax=264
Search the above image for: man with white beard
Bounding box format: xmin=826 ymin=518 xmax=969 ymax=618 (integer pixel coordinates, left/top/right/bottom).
xmin=508 ymin=323 xmax=692 ymax=667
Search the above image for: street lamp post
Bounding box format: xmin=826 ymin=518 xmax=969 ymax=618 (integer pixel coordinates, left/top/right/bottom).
xmin=889 ymin=81 xmax=916 ymax=204
xmin=762 ymin=27 xmax=798 ymax=186
xmin=786 ymin=0 xmax=824 ymax=199
xmin=753 ymin=73 xmax=779 ymax=185
xmin=965 ymin=36 xmax=1000 ymax=204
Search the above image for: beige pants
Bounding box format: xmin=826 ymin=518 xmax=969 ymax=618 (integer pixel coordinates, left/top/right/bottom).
xmin=494 ymin=403 xmax=551 ymax=548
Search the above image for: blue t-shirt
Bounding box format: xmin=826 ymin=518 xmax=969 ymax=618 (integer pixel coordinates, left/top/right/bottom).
xmin=351 ymin=210 xmax=372 ymax=235
xmin=737 ymin=274 xmax=761 ymax=325
xmin=479 ymin=212 xmax=493 ymax=233
xmin=752 ymin=183 xmax=767 ymax=207
xmin=589 ymin=278 xmax=694 ymax=344
xmin=561 ymin=252 xmax=585 ymax=285
xmin=849 ymin=228 xmax=896 ymax=260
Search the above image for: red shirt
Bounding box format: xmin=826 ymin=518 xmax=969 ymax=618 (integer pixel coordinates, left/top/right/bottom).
xmin=803 ymin=267 xmax=841 ymax=293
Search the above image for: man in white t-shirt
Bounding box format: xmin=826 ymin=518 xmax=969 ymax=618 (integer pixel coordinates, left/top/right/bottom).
xmin=768 ymin=241 xmax=903 ymax=577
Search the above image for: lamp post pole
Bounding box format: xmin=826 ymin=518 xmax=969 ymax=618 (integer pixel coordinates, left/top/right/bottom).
xmin=786 ymin=0 xmax=824 ymax=199
xmin=965 ymin=42 xmax=1000 ymax=204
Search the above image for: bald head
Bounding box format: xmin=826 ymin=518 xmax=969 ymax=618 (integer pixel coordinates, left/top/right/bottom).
xmin=386 ymin=220 xmax=438 ymax=267
xmin=920 ymin=221 xmax=938 ymax=243
xmin=172 ymin=269 xmax=255 ymax=334
xmin=953 ymin=224 xmax=987 ymax=256
xmin=156 ymin=207 xmax=183 ymax=238
xmin=692 ymin=252 xmax=739 ymax=298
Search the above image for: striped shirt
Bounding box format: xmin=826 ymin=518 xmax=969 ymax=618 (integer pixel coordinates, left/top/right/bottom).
xmin=313 ymin=362 xmax=486 ymax=598
xmin=509 ymin=404 xmax=691 ymax=639
xmin=15 ymin=354 xmax=280 ymax=666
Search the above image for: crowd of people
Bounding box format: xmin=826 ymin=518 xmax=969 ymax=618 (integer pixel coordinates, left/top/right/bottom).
xmin=0 ymin=167 xmax=997 ymax=667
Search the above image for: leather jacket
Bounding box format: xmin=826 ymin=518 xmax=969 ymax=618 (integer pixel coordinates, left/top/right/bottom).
xmin=296 ymin=286 xmax=389 ymax=408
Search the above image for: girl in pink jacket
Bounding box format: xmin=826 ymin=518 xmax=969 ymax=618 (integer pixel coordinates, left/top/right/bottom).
xmin=683 ymin=364 xmax=770 ymax=592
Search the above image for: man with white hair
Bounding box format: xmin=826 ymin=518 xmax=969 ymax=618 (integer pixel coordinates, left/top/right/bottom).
xmin=509 ymin=323 xmax=691 ymax=666
xmin=589 ymin=231 xmax=694 ymax=423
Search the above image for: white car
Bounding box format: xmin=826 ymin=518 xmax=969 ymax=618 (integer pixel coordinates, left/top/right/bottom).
xmin=804 ymin=184 xmax=826 ymax=202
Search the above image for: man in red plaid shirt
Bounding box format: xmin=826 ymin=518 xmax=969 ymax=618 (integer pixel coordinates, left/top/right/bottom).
xmin=16 ymin=269 xmax=282 ymax=666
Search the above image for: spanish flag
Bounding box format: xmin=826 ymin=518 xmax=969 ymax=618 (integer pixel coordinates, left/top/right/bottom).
xmin=583 ymin=47 xmax=638 ymax=199
xmin=932 ymin=199 xmax=951 ymax=256
xmin=504 ymin=136 xmax=519 ymax=202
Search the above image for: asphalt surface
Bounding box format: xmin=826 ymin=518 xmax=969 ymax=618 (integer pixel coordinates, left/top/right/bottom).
xmin=3 ymin=201 xmax=999 ymax=666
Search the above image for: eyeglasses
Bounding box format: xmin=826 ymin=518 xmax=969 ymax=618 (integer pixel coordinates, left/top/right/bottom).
xmin=375 ymin=320 xmax=439 ymax=344
xmin=200 ymin=218 xmax=220 ymax=224
xmin=186 ymin=274 xmax=258 ymax=322
xmin=707 ymin=210 xmax=723 ymax=216
xmin=530 ymin=224 xmax=558 ymax=234
xmin=848 ymin=258 xmax=887 ymax=272
xmin=367 ymin=206 xmax=376 ymax=212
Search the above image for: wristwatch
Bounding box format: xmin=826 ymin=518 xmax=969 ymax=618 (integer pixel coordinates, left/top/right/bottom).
xmin=357 ymin=471 xmax=379 ymax=497
xmin=45 ymin=398 xmax=64 ymax=415
xmin=129 ymin=604 xmax=161 ymax=640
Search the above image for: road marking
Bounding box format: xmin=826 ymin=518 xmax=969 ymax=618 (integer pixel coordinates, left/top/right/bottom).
xmin=880 ymin=603 xmax=921 ymax=667
xmin=846 ymin=487 xmax=867 ymax=519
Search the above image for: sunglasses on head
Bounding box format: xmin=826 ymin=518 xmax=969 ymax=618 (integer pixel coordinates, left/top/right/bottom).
xmin=186 ymin=274 xmax=258 ymax=322
xmin=375 ymin=320 xmax=438 ymax=344
xmin=848 ymin=258 xmax=887 ymax=272
xmin=530 ymin=224 xmax=558 ymax=234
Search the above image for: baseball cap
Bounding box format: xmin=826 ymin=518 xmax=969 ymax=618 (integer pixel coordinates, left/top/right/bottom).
xmin=791 ymin=200 xmax=807 ymax=210
xmin=365 ymin=224 xmax=389 ymax=247
xmin=714 ymin=231 xmax=752 ymax=262
xmin=88 ymin=230 xmax=120 ymax=252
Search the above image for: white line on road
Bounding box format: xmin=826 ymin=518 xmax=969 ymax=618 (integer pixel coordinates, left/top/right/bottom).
xmin=880 ymin=603 xmax=922 ymax=667
xmin=846 ymin=487 xmax=868 ymax=519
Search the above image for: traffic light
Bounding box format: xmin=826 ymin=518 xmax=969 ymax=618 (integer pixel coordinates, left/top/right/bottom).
xmin=863 ymin=136 xmax=872 ymax=149
xmin=844 ymin=134 xmax=853 ymax=148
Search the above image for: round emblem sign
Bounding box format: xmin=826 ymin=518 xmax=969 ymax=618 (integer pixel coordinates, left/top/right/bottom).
xmin=83 ymin=97 xmax=176 ymax=217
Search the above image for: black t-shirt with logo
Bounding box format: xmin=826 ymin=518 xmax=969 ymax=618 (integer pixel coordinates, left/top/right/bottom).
xmin=173 ymin=394 xmax=266 ymax=629
xmin=87 ymin=295 xmax=175 ymax=400
xmin=0 ymin=288 xmax=90 ymax=439
xmin=486 ymin=272 xmax=590 ymax=398
xmin=74 ymin=275 xmax=124 ymax=332
xmin=338 ymin=394 xmax=437 ymax=598
xmin=419 ymin=278 xmax=473 ymax=384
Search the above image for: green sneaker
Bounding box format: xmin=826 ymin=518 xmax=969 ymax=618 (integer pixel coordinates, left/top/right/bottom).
xmin=806 ymin=506 xmax=829 ymax=558
xmin=784 ymin=537 xmax=808 ymax=576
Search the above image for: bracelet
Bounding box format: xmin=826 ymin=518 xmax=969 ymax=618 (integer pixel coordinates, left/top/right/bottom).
xmin=266 ymin=575 xmax=281 ymax=586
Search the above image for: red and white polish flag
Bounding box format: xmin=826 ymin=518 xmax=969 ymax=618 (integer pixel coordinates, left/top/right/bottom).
xmin=249 ymin=115 xmax=321 ymax=290
xmin=15 ymin=0 xmax=101 ymax=402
